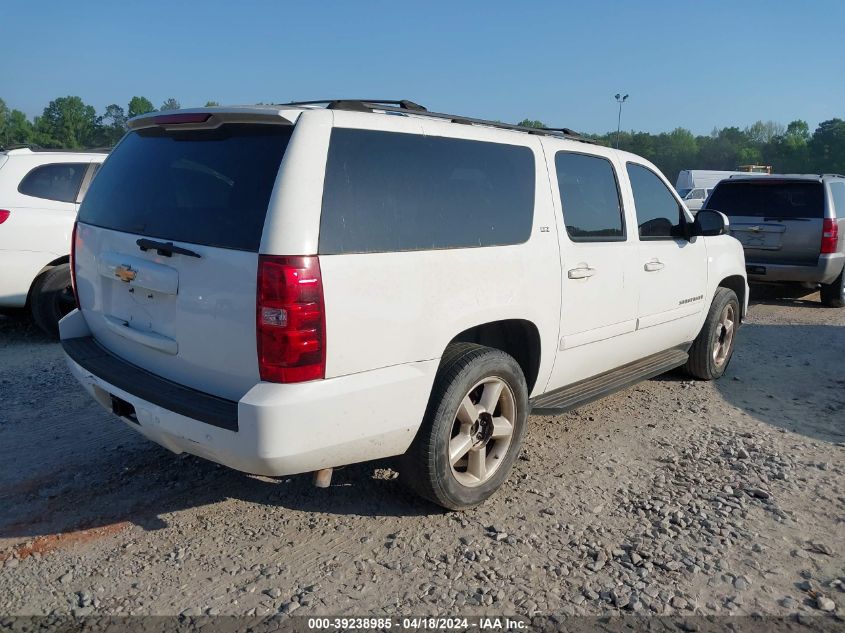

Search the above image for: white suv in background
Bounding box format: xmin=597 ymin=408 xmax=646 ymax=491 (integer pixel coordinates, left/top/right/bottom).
xmin=0 ymin=147 xmax=107 ymax=335
xmin=60 ymin=101 xmax=747 ymax=510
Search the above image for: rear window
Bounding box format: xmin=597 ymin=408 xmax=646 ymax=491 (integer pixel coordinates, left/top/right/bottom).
xmin=830 ymin=181 xmax=845 ymax=217
xmin=555 ymin=151 xmax=625 ymax=241
xmin=319 ymin=129 xmax=535 ymax=254
xmin=708 ymin=181 xmax=824 ymax=219
xmin=18 ymin=163 xmax=88 ymax=203
xmin=78 ymin=124 xmax=293 ymax=251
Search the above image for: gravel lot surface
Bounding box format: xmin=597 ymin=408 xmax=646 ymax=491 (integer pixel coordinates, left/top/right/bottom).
xmin=0 ymin=288 xmax=843 ymax=622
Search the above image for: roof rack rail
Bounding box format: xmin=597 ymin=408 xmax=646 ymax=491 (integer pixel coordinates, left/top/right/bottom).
xmin=285 ymin=99 xmax=428 ymax=112
xmin=279 ymin=99 xmax=596 ymax=144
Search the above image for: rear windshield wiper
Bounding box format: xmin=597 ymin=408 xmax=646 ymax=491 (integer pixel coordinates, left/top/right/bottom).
xmin=136 ymin=238 xmax=201 ymax=258
xmin=763 ymin=216 xmax=811 ymax=222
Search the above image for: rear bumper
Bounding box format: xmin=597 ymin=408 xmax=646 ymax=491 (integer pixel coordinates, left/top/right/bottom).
xmin=746 ymin=253 xmax=845 ymax=284
xmin=59 ymin=309 xmax=437 ymax=477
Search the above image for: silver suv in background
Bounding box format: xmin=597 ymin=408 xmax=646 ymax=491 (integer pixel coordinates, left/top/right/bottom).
xmin=706 ymin=175 xmax=845 ymax=307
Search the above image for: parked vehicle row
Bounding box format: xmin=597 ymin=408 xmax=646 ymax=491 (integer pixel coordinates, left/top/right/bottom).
xmin=58 ymin=100 xmax=748 ymax=509
xmin=0 ymin=147 xmax=106 ymax=335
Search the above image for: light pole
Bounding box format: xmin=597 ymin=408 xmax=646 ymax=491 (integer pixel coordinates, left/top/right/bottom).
xmin=615 ymin=93 xmax=629 ymax=149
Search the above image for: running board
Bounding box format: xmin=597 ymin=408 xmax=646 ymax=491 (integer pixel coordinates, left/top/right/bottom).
xmin=530 ymin=348 xmax=689 ymax=415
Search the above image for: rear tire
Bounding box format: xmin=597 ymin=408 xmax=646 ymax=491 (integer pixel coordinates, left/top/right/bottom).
xmin=684 ymin=287 xmax=739 ymax=381
xmin=29 ymin=264 xmax=75 ymax=339
xmin=401 ymin=343 xmax=528 ymax=510
xmin=820 ymin=267 xmax=845 ymax=308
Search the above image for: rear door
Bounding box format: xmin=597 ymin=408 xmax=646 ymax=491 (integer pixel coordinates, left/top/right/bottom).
xmin=74 ymin=121 xmax=294 ymax=400
xmin=544 ymin=147 xmax=639 ymax=387
xmin=709 ymin=179 xmax=825 ymax=266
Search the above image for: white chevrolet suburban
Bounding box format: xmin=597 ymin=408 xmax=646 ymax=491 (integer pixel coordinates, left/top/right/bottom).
xmin=60 ymin=100 xmax=748 ymax=510
xmin=0 ymin=147 xmax=106 ymax=335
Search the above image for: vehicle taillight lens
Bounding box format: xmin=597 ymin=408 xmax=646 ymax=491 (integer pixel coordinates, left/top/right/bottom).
xmin=257 ymin=255 xmax=325 ymax=383
xmin=821 ymin=218 xmax=839 ymax=254
xmin=69 ymin=221 xmax=81 ymax=309
xmin=0 ymin=210 xmax=9 ymax=224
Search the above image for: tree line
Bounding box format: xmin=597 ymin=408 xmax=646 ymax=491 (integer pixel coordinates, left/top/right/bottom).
xmin=0 ymin=96 xmax=220 ymax=151
xmin=1 ymin=95 xmax=842 ymax=183
xmin=517 ymin=118 xmax=845 ymax=182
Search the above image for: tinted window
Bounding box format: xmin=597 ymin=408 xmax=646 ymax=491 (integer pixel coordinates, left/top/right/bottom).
xmin=555 ymin=152 xmax=624 ymax=241
xmin=319 ymin=129 xmax=535 ymax=254
xmin=79 ymin=124 xmax=293 ymax=251
xmin=830 ymin=182 xmax=845 ymax=217
xmin=18 ymin=163 xmax=87 ymax=203
xmin=707 ymin=181 xmax=824 ymax=219
xmin=626 ymin=163 xmax=685 ymax=239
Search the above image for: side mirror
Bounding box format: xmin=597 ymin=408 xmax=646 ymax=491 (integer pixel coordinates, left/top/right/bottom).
xmin=691 ymin=209 xmax=729 ymax=237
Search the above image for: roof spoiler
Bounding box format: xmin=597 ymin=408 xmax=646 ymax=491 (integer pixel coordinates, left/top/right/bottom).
xmin=128 ymin=107 xmax=297 ymax=131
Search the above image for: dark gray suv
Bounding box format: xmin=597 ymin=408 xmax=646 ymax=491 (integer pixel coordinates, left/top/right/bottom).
xmin=706 ymin=174 xmax=845 ymax=307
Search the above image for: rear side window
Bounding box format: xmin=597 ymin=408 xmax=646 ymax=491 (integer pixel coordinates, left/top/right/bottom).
xmin=79 ymin=124 xmax=293 ymax=251
xmin=626 ymin=163 xmax=685 ymax=240
xmin=827 ymin=182 xmax=845 ymax=217
xmin=319 ymin=129 xmax=535 ymax=254
xmin=707 ymin=181 xmax=824 ymax=219
xmin=18 ymin=163 xmax=87 ymax=203
xmin=555 ymin=152 xmax=625 ymax=241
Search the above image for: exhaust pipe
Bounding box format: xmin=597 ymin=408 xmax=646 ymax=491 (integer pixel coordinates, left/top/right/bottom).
xmin=313 ymin=468 xmax=333 ymax=488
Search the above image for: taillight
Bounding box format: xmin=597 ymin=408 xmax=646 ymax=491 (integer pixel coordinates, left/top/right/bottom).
xmin=821 ymin=218 xmax=839 ymax=254
xmin=0 ymin=210 xmax=9 ymax=224
xmin=257 ymin=255 xmax=326 ymax=383
xmin=70 ymin=221 xmax=80 ymax=309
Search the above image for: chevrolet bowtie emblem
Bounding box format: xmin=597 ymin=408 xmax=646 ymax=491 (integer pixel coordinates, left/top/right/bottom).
xmin=114 ymin=264 xmax=137 ymax=283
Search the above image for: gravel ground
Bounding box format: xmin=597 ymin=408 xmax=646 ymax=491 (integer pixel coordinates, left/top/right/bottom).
xmin=0 ymin=288 xmax=843 ymax=621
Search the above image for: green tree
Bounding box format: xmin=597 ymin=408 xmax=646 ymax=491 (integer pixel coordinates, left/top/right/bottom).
xmin=127 ymin=96 xmax=155 ymax=118
xmin=97 ymin=104 xmax=128 ymax=146
xmin=204 ymin=101 xmax=220 ymax=107
xmin=767 ymin=120 xmax=810 ymax=172
xmin=34 ymin=96 xmax=98 ymax=148
xmin=0 ymin=98 xmax=35 ymax=147
xmin=810 ymin=118 xmax=845 ymax=174
xmin=745 ymin=120 xmax=785 ymax=144
xmin=160 ymin=98 xmax=181 ymax=111
xmin=515 ymin=119 xmax=546 ymax=129
xmin=3 ymin=109 xmax=35 ymax=146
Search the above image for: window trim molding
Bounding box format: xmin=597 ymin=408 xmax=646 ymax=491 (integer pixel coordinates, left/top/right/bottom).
xmin=554 ymin=150 xmax=627 ymax=243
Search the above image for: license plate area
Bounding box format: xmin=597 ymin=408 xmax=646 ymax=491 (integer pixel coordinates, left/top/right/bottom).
xmin=731 ymin=224 xmax=785 ymax=251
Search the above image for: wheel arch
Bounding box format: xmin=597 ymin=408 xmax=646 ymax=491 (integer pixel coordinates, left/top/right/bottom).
xmin=717 ymin=275 xmax=746 ymax=320
xmin=26 ymin=255 xmax=70 ymax=307
xmin=446 ymin=319 xmax=542 ymax=394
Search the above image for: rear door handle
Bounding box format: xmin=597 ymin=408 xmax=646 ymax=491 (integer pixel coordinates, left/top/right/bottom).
xmin=644 ymin=260 xmax=665 ymax=272
xmin=568 ymin=266 xmax=595 ymax=279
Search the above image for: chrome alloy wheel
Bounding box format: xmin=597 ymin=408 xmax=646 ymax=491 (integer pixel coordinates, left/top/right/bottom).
xmin=713 ymin=303 xmax=736 ymax=367
xmin=448 ymin=376 xmax=517 ymax=487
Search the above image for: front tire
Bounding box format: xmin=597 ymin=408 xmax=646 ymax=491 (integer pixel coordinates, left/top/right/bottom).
xmin=684 ymin=287 xmax=739 ymax=380
xmin=820 ymin=267 xmax=845 ymax=308
xmin=29 ymin=264 xmax=75 ymax=338
xmin=401 ymin=343 xmax=528 ymax=510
